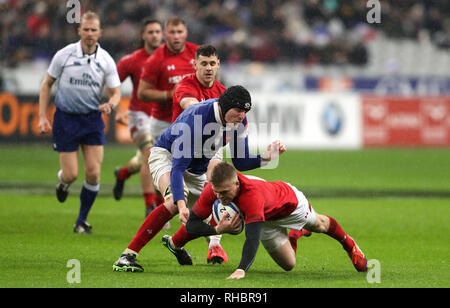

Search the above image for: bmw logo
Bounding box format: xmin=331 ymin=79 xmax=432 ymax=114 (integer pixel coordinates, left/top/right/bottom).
xmin=321 ymin=103 xmax=343 ymax=136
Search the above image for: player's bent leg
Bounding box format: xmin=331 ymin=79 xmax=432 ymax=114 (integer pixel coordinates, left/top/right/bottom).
xmin=113 ymin=198 xmax=178 ymax=272
xmin=59 ymin=152 xmax=79 ymax=183
xmin=265 ymin=236 xmax=296 ymax=271
xmin=113 ymin=151 xmax=141 ymax=201
xmin=74 ymin=145 xmax=102 ymax=233
xmin=260 ymin=225 xmax=296 ymax=271
xmin=304 ymin=213 xmax=329 ymax=233
xmin=138 ymin=136 xmax=162 ymax=217
xmin=57 ymin=151 xmax=79 ymax=203
xmin=306 ymin=213 xmax=368 ymax=272
xmin=288 ymin=229 xmax=312 ymax=255
xmin=82 ymin=144 xmax=103 ymax=185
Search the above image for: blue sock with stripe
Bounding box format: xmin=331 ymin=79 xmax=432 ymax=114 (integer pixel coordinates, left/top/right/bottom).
xmin=76 ymin=181 xmax=99 ymax=224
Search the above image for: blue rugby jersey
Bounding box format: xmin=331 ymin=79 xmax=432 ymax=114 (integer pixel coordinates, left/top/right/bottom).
xmin=47 ymin=41 xmax=121 ymax=114
xmin=154 ymin=99 xmax=261 ymax=203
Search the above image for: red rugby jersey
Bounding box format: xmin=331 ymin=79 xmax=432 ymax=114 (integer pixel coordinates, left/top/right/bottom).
xmin=171 ymin=73 xmax=226 ymax=122
xmin=141 ymin=42 xmax=198 ymax=122
xmin=192 ymin=173 xmax=298 ymax=225
xmin=117 ymin=48 xmax=153 ymax=115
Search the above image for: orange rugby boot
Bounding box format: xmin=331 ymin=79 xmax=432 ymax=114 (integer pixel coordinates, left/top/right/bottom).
xmin=207 ymin=245 xmax=229 ymax=264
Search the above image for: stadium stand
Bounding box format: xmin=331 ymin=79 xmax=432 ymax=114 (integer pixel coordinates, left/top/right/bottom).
xmin=1 ymin=0 xmax=449 ymax=68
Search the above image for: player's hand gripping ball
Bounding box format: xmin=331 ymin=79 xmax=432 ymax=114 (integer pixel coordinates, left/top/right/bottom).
xmin=212 ymin=200 xmax=245 ymax=235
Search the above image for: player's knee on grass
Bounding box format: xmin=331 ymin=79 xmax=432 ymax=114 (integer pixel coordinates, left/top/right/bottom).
xmin=262 ymin=229 xmax=296 ymax=271
xmin=269 ymin=241 xmax=296 ymax=271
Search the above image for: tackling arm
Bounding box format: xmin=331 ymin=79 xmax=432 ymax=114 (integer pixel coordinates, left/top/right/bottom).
xmin=230 ymin=129 xmax=262 ymax=171
xmin=185 ymin=209 xmax=217 ymax=236
xmin=180 ymin=97 xmax=199 ymax=110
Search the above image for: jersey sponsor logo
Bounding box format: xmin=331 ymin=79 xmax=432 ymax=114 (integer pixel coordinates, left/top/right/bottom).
xmin=69 ymin=73 xmax=101 ymax=88
xmin=168 ymin=73 xmax=193 ymax=84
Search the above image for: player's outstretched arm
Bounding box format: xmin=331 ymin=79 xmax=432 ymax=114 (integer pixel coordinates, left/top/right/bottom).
xmin=260 ymin=140 xmax=286 ymax=165
xmin=228 ymin=221 xmax=263 ymax=279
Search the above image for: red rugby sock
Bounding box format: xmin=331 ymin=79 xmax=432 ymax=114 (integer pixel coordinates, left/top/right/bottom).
xmin=128 ymin=204 xmax=173 ymax=253
xmin=171 ymin=224 xmax=199 ymax=248
xmin=326 ymin=216 xmax=355 ymax=253
xmin=119 ymin=166 xmax=132 ymax=180
xmin=143 ymin=192 xmax=158 ymax=209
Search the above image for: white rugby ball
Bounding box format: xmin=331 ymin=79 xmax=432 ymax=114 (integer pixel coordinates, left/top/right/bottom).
xmin=212 ymin=199 xmax=245 ymax=235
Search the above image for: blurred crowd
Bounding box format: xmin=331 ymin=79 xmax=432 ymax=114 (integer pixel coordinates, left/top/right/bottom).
xmin=1 ymin=0 xmax=449 ymax=68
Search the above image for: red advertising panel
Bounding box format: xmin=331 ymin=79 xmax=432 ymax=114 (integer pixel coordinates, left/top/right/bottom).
xmin=363 ymin=96 xmax=450 ymax=147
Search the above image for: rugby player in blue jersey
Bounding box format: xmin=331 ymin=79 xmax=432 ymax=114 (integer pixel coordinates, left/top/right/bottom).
xmin=113 ymin=85 xmax=286 ymax=272
xmin=38 ymin=11 xmax=121 ymax=234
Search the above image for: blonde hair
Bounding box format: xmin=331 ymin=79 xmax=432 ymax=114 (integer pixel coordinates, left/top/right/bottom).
xmin=81 ymin=11 xmax=101 ymax=26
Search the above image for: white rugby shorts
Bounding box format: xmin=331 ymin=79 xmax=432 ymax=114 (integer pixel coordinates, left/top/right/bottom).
xmin=148 ymin=147 xmax=207 ymax=207
xmin=127 ymin=111 xmax=170 ymax=141
xmin=148 ymin=116 xmax=170 ymax=140
xmin=260 ymin=184 xmax=317 ymax=253
xmin=127 ymin=110 xmax=151 ymax=140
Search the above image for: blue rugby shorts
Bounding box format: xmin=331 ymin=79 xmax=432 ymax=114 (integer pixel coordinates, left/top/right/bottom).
xmin=52 ymin=108 xmax=106 ymax=152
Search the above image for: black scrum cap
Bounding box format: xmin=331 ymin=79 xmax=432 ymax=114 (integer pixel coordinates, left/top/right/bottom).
xmin=218 ymin=85 xmax=252 ymax=117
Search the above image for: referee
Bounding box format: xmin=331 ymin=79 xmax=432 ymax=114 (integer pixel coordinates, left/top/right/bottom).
xmin=38 ymin=11 xmax=121 ymax=234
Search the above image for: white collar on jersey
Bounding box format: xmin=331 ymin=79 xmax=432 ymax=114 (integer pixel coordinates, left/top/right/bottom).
xmin=213 ymin=101 xmax=224 ymax=126
xmin=75 ymin=40 xmax=100 ymax=59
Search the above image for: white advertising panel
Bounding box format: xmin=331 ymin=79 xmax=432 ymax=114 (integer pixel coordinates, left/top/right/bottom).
xmin=245 ymin=93 xmax=362 ymax=149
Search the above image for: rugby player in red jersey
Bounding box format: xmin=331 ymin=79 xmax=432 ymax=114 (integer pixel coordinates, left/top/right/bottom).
xmin=112 ymin=19 xmax=164 ymax=216
xmin=186 ymin=162 xmax=368 ymax=279
xmin=171 ymin=44 xmax=226 ymax=123
xmin=138 ymin=16 xmax=198 ymax=129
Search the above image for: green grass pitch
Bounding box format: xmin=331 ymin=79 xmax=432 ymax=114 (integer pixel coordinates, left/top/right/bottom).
xmin=0 ymin=144 xmax=449 ymax=288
